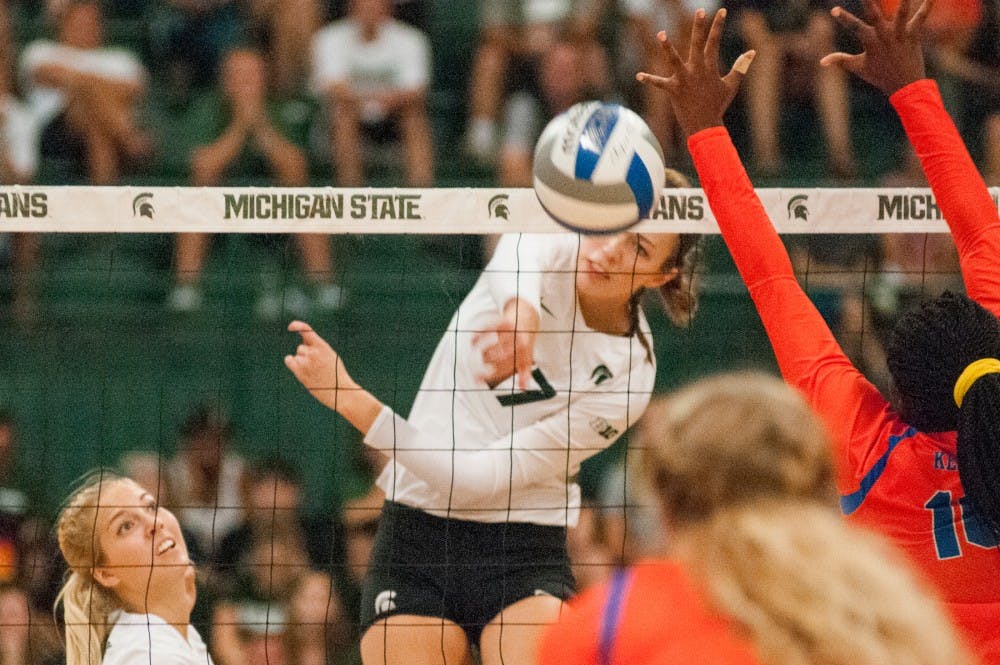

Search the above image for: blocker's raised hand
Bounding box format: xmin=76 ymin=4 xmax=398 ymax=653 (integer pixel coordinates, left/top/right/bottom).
xmin=820 ymin=0 xmax=932 ymax=96
xmin=636 ymin=8 xmax=754 ymax=137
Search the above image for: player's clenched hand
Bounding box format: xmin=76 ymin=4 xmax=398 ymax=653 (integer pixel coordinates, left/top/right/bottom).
xmin=285 ymin=320 xmax=357 ymax=412
xmin=473 ymin=298 xmax=539 ymax=389
xmin=820 ymin=0 xmax=931 ymax=95
xmin=636 ymin=8 xmax=754 ymax=137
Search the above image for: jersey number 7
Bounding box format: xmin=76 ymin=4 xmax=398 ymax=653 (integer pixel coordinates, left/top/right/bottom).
xmin=497 ymin=368 xmax=557 ymax=407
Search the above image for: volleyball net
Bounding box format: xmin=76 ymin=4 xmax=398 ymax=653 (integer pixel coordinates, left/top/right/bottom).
xmin=0 ymin=184 xmax=991 ymax=232
xmin=8 ymin=183 xmax=998 ymax=518
xmin=8 ymin=184 xmax=998 ymax=649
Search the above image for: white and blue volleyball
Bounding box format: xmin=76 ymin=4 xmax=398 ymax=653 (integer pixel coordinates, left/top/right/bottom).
xmin=532 ymin=101 xmax=664 ymax=234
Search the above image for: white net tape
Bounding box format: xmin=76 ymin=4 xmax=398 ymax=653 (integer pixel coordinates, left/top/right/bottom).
xmin=1 ymin=186 xmax=996 ymax=233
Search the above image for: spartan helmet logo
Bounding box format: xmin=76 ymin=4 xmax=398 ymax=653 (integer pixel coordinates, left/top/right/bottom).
xmin=787 ymin=194 xmax=808 ymax=222
xmin=374 ymin=590 xmax=397 ymax=616
xmin=590 ymin=365 xmax=613 ymax=385
xmin=488 ymin=194 xmax=509 ymax=220
xmin=132 ymin=192 xmax=154 ymax=219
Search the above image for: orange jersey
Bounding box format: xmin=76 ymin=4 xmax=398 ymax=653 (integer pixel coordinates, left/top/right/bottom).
xmin=537 ymin=561 xmax=759 ymax=665
xmin=689 ymin=79 xmax=1000 ymax=662
xmin=880 ymin=0 xmax=982 ymax=35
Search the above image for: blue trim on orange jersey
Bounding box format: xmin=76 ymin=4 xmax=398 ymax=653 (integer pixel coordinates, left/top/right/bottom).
xmin=598 ymin=569 xmax=632 ymax=665
xmin=840 ymin=426 xmax=918 ymax=515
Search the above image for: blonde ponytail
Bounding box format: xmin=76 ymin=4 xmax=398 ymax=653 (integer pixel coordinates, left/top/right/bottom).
xmin=682 ymin=502 xmax=970 ymax=665
xmin=55 ymin=472 xmax=127 ymax=665
xmin=633 ymin=373 xmax=971 ymax=664
xmin=56 ymin=572 xmax=117 ymax=665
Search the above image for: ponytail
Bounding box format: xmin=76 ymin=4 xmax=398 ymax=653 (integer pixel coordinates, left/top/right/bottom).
xmin=956 ymin=373 xmax=1000 ymax=539
xmin=657 ymin=232 xmax=701 ymax=328
xmin=55 ymin=472 xmax=127 ymax=665
xmin=627 ymin=168 xmax=703 ymax=358
xmin=56 ymin=571 xmax=116 ymax=665
xmin=680 ymin=502 xmax=970 ymax=665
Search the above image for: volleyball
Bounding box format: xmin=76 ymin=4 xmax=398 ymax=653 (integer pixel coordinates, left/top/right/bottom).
xmin=532 ymin=101 xmax=665 ymax=234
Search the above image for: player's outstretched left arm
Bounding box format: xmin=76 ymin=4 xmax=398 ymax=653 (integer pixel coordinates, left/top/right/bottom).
xmin=822 ymin=0 xmax=1000 ymax=314
xmin=284 ymin=320 xmax=383 ymax=435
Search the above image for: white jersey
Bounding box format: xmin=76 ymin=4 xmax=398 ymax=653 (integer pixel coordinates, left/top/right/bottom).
xmin=366 ymin=234 xmax=657 ymax=526
xmin=103 ymin=611 xmax=212 ymax=665
xmin=19 ymin=40 xmax=146 ymax=122
xmin=310 ymin=18 xmax=430 ymax=122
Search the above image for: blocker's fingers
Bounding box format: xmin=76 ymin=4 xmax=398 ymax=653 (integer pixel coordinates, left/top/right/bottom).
xmin=907 ymin=0 xmax=934 ymax=34
xmin=704 ymin=8 xmax=728 ymax=71
xmin=730 ymin=50 xmax=755 ymax=75
xmin=831 ymin=5 xmax=874 ymax=39
xmin=860 ymin=0 xmax=884 ymax=23
xmin=722 ymin=50 xmax=754 ymax=100
xmin=860 ymin=0 xmax=891 ymax=41
xmin=894 ymin=0 xmax=911 ymax=21
xmin=819 ymin=51 xmax=862 ymax=73
xmin=656 ymin=30 xmax=686 ymax=76
xmin=635 ymin=71 xmax=675 ymax=90
xmin=688 ymin=8 xmax=710 ymax=67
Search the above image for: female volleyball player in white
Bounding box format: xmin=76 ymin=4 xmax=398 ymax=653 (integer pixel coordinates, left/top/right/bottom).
xmin=56 ymin=473 xmax=212 ymax=665
xmin=285 ymin=227 xmax=699 ymax=665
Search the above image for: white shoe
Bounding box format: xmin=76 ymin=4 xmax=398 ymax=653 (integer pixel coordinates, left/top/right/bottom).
xmin=313 ymin=283 xmax=347 ymax=312
xmin=464 ymin=118 xmax=497 ymax=165
xmin=256 ymin=284 xmax=311 ymax=320
xmin=166 ymin=284 xmax=203 ymax=313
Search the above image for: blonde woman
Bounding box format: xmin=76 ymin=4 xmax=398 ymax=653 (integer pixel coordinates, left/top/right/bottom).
xmin=55 ymin=472 xmax=212 ymax=665
xmin=538 ymin=373 xmax=972 ymax=665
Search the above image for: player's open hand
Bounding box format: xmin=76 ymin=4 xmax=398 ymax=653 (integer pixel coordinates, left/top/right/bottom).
xmin=636 ymin=8 xmax=754 ymax=137
xmin=285 ymin=320 xmax=356 ymax=412
xmin=820 ymin=0 xmax=931 ymax=95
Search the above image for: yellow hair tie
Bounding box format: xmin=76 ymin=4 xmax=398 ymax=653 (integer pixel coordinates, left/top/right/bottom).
xmin=953 ymin=358 xmax=1000 ymax=408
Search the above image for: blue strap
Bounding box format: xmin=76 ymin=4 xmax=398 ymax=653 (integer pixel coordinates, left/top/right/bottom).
xmin=597 ymin=569 xmax=632 ymax=665
xmin=840 ymin=426 xmax=917 ymax=515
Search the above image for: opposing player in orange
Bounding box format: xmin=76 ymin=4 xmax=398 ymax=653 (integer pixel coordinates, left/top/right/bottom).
xmin=638 ymin=2 xmax=1000 ymax=660
xmin=537 ymin=373 xmax=971 ymax=665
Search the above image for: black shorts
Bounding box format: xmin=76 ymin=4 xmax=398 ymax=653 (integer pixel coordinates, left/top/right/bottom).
xmin=360 ymin=501 xmax=575 ymax=645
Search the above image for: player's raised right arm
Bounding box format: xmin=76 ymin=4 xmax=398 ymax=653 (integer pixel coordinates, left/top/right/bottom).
xmin=638 ymin=9 xmax=890 ymax=474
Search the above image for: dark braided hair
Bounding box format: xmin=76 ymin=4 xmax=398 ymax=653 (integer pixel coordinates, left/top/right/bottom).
xmin=886 ymin=291 xmax=1000 ymax=536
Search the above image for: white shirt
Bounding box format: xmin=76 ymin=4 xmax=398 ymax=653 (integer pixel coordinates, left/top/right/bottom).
xmin=166 ymin=452 xmax=245 ymax=555
xmin=19 ymin=40 xmax=146 ymax=121
xmin=310 ymin=18 xmax=429 ymax=121
xmin=366 ymin=234 xmax=657 ymax=526
xmin=0 ymin=95 xmax=43 ymax=180
xmin=103 ymin=611 xmax=212 ymax=665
